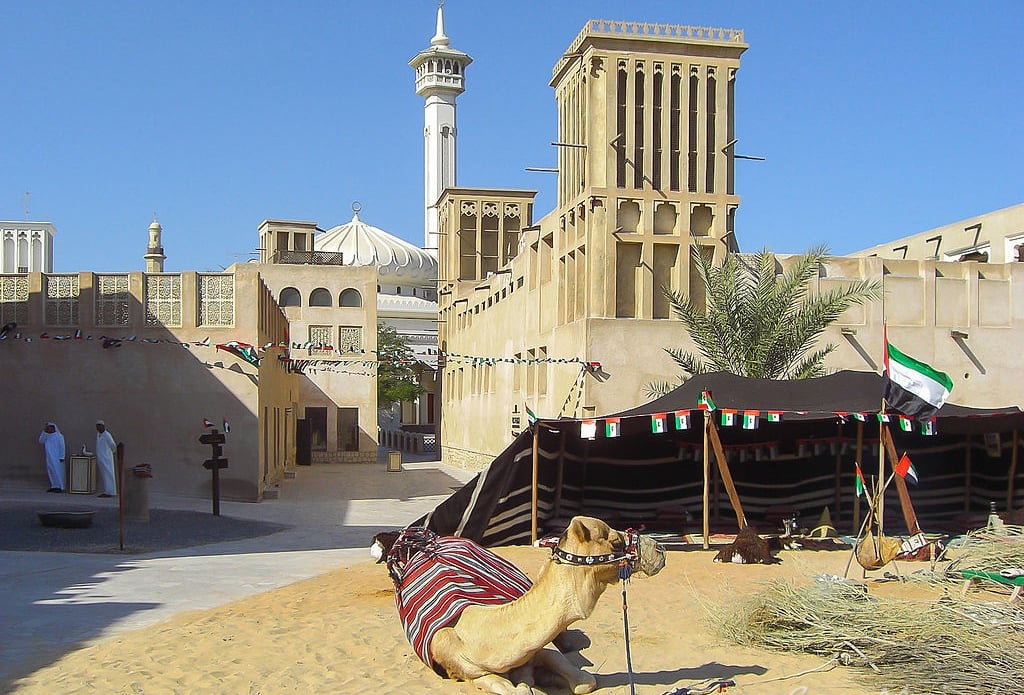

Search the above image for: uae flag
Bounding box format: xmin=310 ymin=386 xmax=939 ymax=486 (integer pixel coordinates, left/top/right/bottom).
xmin=651 ymin=413 xmax=667 ymax=434
xmin=222 ymin=418 xmax=231 ymax=433
xmin=855 ymin=462 xmax=868 ymax=497
xmin=742 ymin=410 xmax=760 ymax=430
xmin=526 ymin=405 xmax=537 ymax=426
xmin=895 ymin=453 xmax=919 ymax=485
xmin=883 ymin=327 xmax=953 ymax=419
xmin=605 ymin=417 xmax=621 ymax=438
xmin=673 ymin=409 xmax=691 ymax=430
xmin=580 ymin=419 xmax=597 ymax=439
xmin=720 ymin=409 xmax=737 ymax=427
xmin=202 ymin=418 xmax=214 ymax=428
xmin=697 ymin=390 xmax=717 ymax=411
xmin=766 ymin=411 xmax=782 ymax=423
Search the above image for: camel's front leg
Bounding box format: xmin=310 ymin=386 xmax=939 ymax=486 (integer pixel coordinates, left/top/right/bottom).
xmin=472 ymin=672 xmax=538 ymax=695
xmin=533 ymin=647 xmax=597 ymax=694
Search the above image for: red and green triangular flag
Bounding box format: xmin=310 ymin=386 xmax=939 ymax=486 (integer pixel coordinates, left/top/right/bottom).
xmin=698 ymin=390 xmax=717 ymax=411
xmin=673 ymin=410 xmax=691 ymax=430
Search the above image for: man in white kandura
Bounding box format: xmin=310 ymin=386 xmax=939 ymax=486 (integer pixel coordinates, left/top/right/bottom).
xmin=38 ymin=422 xmax=66 ymax=492
xmin=95 ymin=420 xmax=118 ymax=497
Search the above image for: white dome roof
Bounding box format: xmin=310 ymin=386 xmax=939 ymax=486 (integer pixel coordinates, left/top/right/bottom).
xmin=315 ymin=212 xmax=437 ymax=286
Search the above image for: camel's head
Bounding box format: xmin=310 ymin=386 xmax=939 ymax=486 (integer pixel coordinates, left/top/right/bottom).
xmin=553 ymin=516 xmax=666 ymax=578
xmin=369 ymin=530 xmax=402 ymax=563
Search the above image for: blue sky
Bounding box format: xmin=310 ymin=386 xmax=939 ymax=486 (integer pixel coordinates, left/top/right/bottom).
xmin=2 ymin=1 xmax=1022 ymax=273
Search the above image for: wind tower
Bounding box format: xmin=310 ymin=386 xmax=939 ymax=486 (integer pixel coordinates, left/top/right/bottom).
xmin=409 ymin=3 xmax=472 ymax=253
xmin=145 ymin=216 xmax=166 ymax=272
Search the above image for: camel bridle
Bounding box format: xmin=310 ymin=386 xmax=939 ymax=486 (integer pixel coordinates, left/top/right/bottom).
xmin=550 ymin=529 xmax=640 ymax=573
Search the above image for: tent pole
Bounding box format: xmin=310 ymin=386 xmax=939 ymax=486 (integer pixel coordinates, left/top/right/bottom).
xmin=531 ymin=424 xmax=540 ymax=544
xmin=878 ymin=399 xmax=886 ymax=531
xmin=964 ymin=434 xmax=972 ymax=513
xmin=834 ymin=422 xmax=843 ymax=526
xmin=853 ymin=421 xmax=864 ymax=533
xmin=702 ymin=411 xmax=710 ymax=550
xmin=707 ymin=418 xmax=747 ymax=530
xmin=1008 ymin=429 xmax=1019 ymax=514
xmin=882 ymin=425 xmax=922 ymax=535
xmin=553 ymin=430 xmax=566 ymax=524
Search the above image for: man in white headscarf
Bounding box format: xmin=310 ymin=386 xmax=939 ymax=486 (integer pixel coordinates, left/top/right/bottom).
xmin=95 ymin=420 xmax=118 ymax=497
xmin=38 ymin=422 xmax=66 ymax=492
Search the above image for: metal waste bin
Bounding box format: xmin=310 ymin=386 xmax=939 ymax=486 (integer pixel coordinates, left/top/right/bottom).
xmin=68 ymin=455 xmax=96 ymax=494
xmin=387 ymin=450 xmax=402 ymax=472
xmin=123 ymin=463 xmax=152 ymax=521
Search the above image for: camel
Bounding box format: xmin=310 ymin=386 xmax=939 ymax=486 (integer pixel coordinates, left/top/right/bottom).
xmin=376 ymin=516 xmax=666 ymax=695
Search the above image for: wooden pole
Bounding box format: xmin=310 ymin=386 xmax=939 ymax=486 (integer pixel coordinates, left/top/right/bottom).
xmin=707 ymin=419 xmax=747 ymax=529
xmin=964 ymin=434 xmax=972 ymax=513
xmin=878 ymin=402 xmax=886 ymax=531
xmin=531 ymin=424 xmax=540 ymax=544
xmin=116 ymin=442 xmax=125 ymax=552
xmin=702 ymin=411 xmax=711 ymax=550
xmin=553 ymin=430 xmax=566 ymax=523
xmin=854 ymin=421 xmax=864 ymax=532
xmin=1007 ymin=429 xmax=1019 ymax=514
xmin=882 ymin=426 xmax=922 ymax=535
xmin=834 ymin=422 xmax=843 ymax=525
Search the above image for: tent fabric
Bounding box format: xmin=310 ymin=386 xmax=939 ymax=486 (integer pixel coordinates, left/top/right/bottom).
xmin=420 ymin=371 xmax=1023 ymax=547
xmin=615 ymin=371 xmax=1024 ymax=431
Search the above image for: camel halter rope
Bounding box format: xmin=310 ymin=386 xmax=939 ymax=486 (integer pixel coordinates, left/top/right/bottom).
xmin=551 ymin=530 xmax=641 ymax=695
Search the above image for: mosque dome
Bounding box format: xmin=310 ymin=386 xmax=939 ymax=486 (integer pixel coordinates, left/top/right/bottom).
xmin=315 ymin=210 xmax=437 ymax=286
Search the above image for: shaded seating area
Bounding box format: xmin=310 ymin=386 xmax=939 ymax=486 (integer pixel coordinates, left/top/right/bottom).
xmin=420 ymin=371 xmax=1024 ymax=547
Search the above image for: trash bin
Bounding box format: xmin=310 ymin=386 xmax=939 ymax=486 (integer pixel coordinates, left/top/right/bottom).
xmin=123 ymin=463 xmax=152 ymax=522
xmin=387 ymin=450 xmax=402 ymax=472
xmin=68 ymin=455 xmax=96 ymax=494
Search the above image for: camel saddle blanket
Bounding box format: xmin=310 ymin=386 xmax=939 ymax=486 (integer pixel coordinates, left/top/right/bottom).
xmin=387 ymin=528 xmax=533 ymax=671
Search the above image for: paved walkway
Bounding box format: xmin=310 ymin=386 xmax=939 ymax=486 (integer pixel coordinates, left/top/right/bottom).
xmin=0 ymin=456 xmax=475 ymax=687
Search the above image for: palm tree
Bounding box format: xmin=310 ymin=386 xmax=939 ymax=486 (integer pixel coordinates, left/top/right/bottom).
xmin=647 ymin=244 xmax=881 ymax=397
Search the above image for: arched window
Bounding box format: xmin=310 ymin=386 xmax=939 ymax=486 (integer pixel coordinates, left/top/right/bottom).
xmin=309 ymin=288 xmax=332 ymax=306
xmin=279 ymin=287 xmax=301 ymax=307
xmin=339 ymin=288 xmax=362 ymax=307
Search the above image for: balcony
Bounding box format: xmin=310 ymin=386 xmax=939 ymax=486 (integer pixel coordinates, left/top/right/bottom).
xmin=272 ymin=250 xmax=345 ymax=266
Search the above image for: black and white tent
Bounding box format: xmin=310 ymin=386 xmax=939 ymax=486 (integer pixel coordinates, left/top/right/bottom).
xmin=420 ymin=371 xmax=1024 ymax=546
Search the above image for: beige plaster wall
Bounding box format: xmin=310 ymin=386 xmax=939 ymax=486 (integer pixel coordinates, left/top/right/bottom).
xmin=0 ymin=265 xmax=297 ymax=501
xmin=257 ymin=263 xmax=379 ymax=463
xmin=852 ymin=203 xmax=1024 ymax=263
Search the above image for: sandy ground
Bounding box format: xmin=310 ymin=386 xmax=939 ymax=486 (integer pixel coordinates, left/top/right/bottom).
xmin=9 ymin=547 xmax=908 ymax=695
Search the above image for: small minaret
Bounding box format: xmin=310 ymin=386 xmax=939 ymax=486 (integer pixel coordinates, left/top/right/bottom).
xmin=409 ymin=3 xmax=472 ymax=252
xmin=145 ymin=216 xmax=166 ymax=272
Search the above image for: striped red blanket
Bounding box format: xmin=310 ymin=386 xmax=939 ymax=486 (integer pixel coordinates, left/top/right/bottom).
xmin=387 ymin=528 xmax=533 ymax=674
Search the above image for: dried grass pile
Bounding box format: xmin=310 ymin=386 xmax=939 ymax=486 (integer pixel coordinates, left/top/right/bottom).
xmin=943 ymin=524 xmax=1024 ymax=588
xmin=708 ymin=576 xmax=1024 ymax=692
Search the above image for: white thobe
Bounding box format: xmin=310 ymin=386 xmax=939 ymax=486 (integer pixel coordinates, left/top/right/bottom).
xmin=96 ymin=429 xmax=118 ymax=495
xmin=39 ymin=429 xmax=66 ymax=489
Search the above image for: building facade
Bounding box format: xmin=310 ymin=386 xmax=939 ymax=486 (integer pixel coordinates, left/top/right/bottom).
xmin=1 ymin=221 xmax=56 ymax=274
xmin=438 ymin=20 xmax=748 ymax=468
xmin=435 ymin=19 xmax=1024 ymax=471
xmin=0 ymin=263 xmax=296 ymax=500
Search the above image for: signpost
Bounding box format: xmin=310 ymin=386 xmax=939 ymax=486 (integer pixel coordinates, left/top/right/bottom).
xmin=198 ymin=429 xmax=228 ymax=516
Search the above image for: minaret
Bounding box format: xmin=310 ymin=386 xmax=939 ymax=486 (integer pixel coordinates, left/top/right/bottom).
xmin=145 ymin=216 xmax=166 ymax=272
xmin=409 ymin=3 xmax=472 ymax=252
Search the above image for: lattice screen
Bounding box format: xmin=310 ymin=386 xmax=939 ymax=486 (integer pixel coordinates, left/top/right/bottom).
xmin=45 ymin=274 xmax=80 ymax=326
xmin=198 ymin=274 xmax=234 ymax=326
xmin=145 ymin=275 xmax=182 ymax=327
xmin=0 ymin=275 xmax=28 ymax=324
xmin=95 ymin=274 xmax=130 ymax=327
